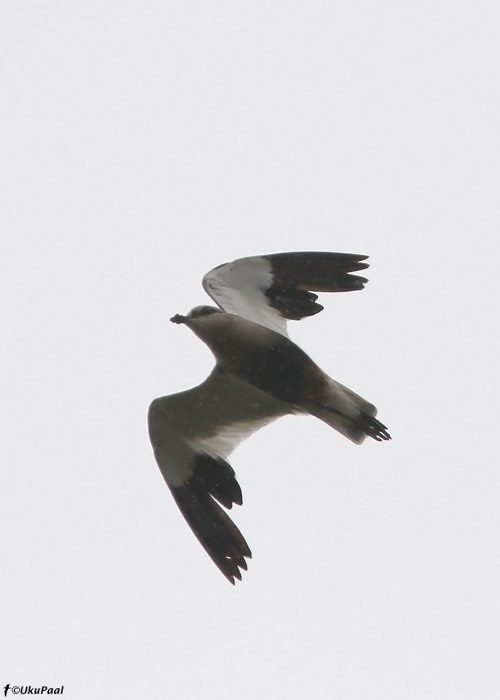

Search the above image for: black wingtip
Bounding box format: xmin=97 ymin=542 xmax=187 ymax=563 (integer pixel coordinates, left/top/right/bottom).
xmin=170 ymin=479 xmax=251 ymax=584
xmin=193 ymin=454 xmax=243 ymax=509
xmin=262 ymin=252 xmax=371 ymax=321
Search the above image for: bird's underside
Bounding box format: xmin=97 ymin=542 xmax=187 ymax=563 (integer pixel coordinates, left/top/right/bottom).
xmin=148 ymin=251 xmax=391 ymax=583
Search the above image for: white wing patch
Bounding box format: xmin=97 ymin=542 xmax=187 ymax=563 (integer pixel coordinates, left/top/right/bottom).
xmin=203 ymin=256 xmax=289 ymax=336
xmin=148 ymin=369 xmax=291 ymax=487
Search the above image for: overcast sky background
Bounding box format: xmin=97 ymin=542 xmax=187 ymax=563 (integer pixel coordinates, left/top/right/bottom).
xmin=2 ymin=2 xmax=499 ymax=699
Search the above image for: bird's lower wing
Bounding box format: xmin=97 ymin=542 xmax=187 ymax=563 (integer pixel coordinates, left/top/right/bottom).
xmin=170 ymin=466 xmax=252 ymax=583
xmin=148 ymin=369 xmax=291 ymax=583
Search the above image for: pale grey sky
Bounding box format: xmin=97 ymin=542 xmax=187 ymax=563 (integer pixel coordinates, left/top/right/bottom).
xmin=2 ymin=2 xmax=499 ymax=699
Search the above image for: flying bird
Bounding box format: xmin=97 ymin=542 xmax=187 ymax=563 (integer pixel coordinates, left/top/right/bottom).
xmin=148 ymin=252 xmax=390 ymax=584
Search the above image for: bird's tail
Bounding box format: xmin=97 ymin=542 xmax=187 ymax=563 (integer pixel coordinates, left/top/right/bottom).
xmin=303 ymin=378 xmax=391 ymax=444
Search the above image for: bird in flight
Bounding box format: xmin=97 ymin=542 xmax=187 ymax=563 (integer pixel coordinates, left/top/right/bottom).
xmin=148 ymin=252 xmax=390 ymax=584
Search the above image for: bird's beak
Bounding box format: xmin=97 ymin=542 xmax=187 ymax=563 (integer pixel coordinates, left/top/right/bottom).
xmin=170 ymin=314 xmax=188 ymax=324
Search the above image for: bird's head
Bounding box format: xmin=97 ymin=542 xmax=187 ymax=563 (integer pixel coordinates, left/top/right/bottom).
xmin=170 ymin=306 xmax=222 ymax=325
xmin=170 ymin=306 xmax=230 ymax=355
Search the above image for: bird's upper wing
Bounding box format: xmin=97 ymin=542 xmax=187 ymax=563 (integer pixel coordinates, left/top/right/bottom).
xmin=202 ymin=251 xmax=369 ymax=336
xmin=148 ymin=368 xmax=291 ymax=583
